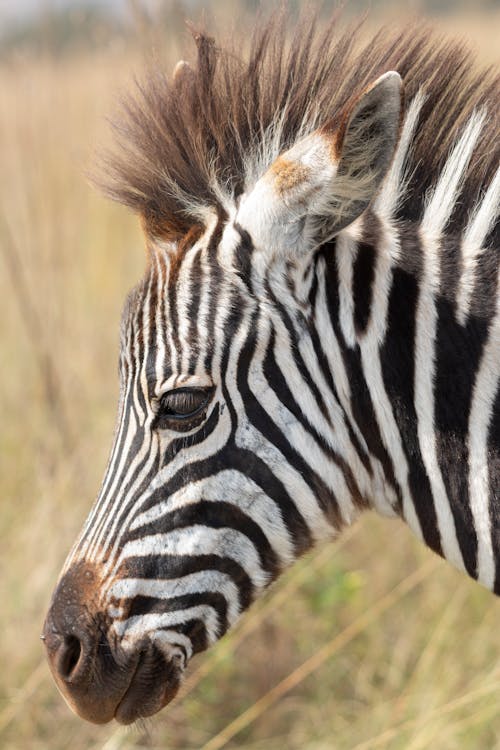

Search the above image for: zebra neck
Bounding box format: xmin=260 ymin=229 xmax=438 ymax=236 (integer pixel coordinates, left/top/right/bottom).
xmin=310 ymin=218 xmax=499 ymax=591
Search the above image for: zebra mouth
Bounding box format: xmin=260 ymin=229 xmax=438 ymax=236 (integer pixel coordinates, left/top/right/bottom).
xmin=114 ymin=645 xmax=182 ymax=725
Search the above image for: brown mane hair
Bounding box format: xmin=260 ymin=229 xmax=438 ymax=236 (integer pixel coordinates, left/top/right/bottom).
xmin=97 ymin=10 xmax=499 ymax=244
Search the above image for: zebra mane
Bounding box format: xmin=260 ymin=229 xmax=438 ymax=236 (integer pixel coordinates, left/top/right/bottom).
xmin=97 ymin=10 xmax=499 ymax=243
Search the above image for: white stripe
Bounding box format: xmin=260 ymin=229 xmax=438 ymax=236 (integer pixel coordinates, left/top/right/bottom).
xmin=88 ymin=275 xmax=157 ymax=561
xmin=71 ymin=334 xmax=137 ymax=565
xmin=336 ymin=229 xmax=359 ymax=348
xmin=88 ymin=284 xmax=157 ymax=560
xmin=115 ymin=606 xmax=221 ymax=645
xmin=468 ymin=268 xmax=500 ymax=589
xmin=196 ymin=241 xmax=212 ymax=375
xmin=415 ymin=231 xmax=465 ymax=570
xmin=223 ymin=308 xmax=336 ymax=539
xmin=154 ymin=253 xmax=168 ymax=392
xmin=315 ymin=259 xmax=399 ymax=515
xmin=255 ymin=313 xmax=359 ymax=525
xmin=456 ymin=165 xmax=500 ymax=326
xmin=95 ymin=433 xmax=159 ymax=569
xmin=421 ymin=111 xmax=485 ymax=235
xmin=99 ymin=300 xmax=253 ymax=577
xmin=108 ymin=571 xmax=241 ymax=626
xmin=358 ymin=218 xmax=423 ymax=537
xmin=150 ymin=629 xmax=193 ymax=662
xmin=110 ymin=526 xmax=269 ymax=590
xmin=130 ymin=471 xmax=296 ymax=567
xmin=375 ymin=90 xmax=425 ymax=221
xmin=164 ymin=248 xmax=178 ymax=375
xmin=414 ymin=112 xmax=485 ymax=572
xmin=85 ymin=278 xmax=153 ymax=559
xmin=177 ymin=244 xmax=197 ymax=374
xmin=102 ymin=308 xmax=250 ymax=569
xmin=81 ymin=393 xmax=140 ymax=560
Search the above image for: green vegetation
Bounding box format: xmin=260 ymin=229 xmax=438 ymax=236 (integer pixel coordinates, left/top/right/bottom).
xmin=0 ymin=4 xmax=499 ymax=748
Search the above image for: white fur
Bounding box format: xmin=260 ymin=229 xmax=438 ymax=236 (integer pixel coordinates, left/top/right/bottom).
xmin=374 ymin=91 xmax=426 ymax=222
xmin=457 ymin=165 xmax=500 ymax=326
xmin=336 ymin=227 xmax=360 ymax=348
xmin=422 ymin=111 xmax=484 ymax=236
xmin=468 ymin=267 xmax=500 ymax=589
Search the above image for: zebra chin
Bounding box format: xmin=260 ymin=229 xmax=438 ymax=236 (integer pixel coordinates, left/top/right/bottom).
xmin=42 ymin=561 xmax=186 ymax=724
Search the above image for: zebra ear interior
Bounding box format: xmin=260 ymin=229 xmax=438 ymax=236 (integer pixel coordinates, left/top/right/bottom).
xmin=237 ymin=71 xmax=403 ymax=256
xmin=330 ymin=71 xmax=404 ymax=234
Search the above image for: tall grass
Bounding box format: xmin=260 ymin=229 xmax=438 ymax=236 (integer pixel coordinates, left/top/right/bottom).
xmin=0 ymin=4 xmax=499 ymax=749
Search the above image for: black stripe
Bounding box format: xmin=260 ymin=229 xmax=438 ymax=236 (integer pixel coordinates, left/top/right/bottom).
xmin=469 ymin=244 xmax=498 ymax=322
xmin=188 ymin=249 xmax=202 ymax=373
xmin=163 ymin=402 xmax=220 ymax=463
xmin=204 ymin=290 xmax=313 ymax=555
xmin=99 ymin=422 xmax=160 ymax=550
xmin=159 ymin=254 xmax=171 ymax=382
xmin=352 ymin=242 xmax=376 ymax=334
xmin=145 ymin=263 xmax=159 ymax=401
xmin=233 ymin=224 xmax=255 ymax=293
xmin=105 ymin=405 xmax=220 ymax=552
xmin=132 ymin=280 xmax=149 ymax=415
xmin=85 ymin=386 xmax=136 ymax=527
xmin=323 ymin=241 xmax=403 ymax=509
xmin=309 ymin=265 xmax=373 ymax=480
xmin=126 ymin=500 xmax=280 ymax=577
xmin=83 ymin=395 xmax=155 ymax=551
xmin=123 ymin=592 xmax=229 ymax=638
xmin=263 ymin=326 xmax=369 ymax=508
xmin=433 ymin=232 xmax=496 ymax=577
xmin=134 ymin=444 xmax=312 ymax=559
xmin=204 ymin=210 xmax=226 ymax=372
xmin=382 ymin=262 xmax=443 ymax=554
xmin=236 ymin=315 xmax=345 ymax=530
xmin=118 ymin=554 xmax=254 ymax=611
xmin=434 ymin=320 xmax=484 ymax=575
xmin=167 ymin=262 xmax=181 ymax=363
xmin=265 ymin=278 xmax=335 ymax=430
xmin=172 ymin=618 xmax=208 ymax=653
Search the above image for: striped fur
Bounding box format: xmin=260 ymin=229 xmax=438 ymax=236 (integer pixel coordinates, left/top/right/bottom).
xmin=46 ymin=13 xmax=499 ymax=724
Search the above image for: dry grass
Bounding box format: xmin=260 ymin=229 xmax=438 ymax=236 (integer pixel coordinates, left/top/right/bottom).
xmin=0 ymin=4 xmax=499 ymax=750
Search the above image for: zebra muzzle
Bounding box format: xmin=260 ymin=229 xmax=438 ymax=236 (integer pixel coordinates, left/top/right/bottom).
xmin=42 ymin=561 xmax=182 ymax=724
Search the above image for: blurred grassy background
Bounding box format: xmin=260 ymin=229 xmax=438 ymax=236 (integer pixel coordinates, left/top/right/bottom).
xmin=0 ymin=2 xmax=499 ymax=749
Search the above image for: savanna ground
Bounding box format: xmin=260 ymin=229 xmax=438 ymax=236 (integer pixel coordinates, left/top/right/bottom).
xmin=0 ymin=2 xmax=499 ymax=749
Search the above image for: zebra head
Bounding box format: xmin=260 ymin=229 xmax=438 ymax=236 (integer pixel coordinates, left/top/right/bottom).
xmin=42 ymin=68 xmax=404 ymax=724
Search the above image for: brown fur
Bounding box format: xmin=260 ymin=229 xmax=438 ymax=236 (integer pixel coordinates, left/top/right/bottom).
xmin=270 ymin=156 xmax=312 ymax=196
xmin=95 ymin=9 xmax=499 ymax=243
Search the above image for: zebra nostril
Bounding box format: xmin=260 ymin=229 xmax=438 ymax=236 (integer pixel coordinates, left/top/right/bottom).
xmin=57 ymin=634 xmax=83 ymax=681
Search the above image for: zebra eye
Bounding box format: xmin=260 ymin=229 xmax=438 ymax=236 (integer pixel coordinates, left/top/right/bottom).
xmin=155 ymin=387 xmax=213 ymax=431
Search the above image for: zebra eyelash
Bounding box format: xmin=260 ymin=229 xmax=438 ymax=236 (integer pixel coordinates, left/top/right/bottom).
xmin=153 ymin=386 xmax=215 ymax=432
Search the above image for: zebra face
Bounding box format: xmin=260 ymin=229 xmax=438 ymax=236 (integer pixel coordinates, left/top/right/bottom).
xmin=43 ymin=224 xmax=315 ymax=724
xmin=43 ymin=71 xmax=404 ymax=724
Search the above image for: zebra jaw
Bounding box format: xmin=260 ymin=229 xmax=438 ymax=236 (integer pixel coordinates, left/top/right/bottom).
xmin=42 ymin=561 xmax=187 ymax=724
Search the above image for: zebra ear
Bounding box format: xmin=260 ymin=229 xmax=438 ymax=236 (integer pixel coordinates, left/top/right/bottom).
xmin=237 ymin=71 xmax=403 ymax=256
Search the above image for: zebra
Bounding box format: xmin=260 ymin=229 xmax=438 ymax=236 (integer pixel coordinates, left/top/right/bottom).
xmin=43 ymin=13 xmax=499 ymax=726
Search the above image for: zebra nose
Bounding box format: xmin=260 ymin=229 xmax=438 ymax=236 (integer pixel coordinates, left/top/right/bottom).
xmin=42 ymin=561 xmax=102 ymax=685
xmin=42 ymin=561 xmax=126 ymax=724
xmin=43 ymin=561 xmax=186 ymax=724
xmin=42 ymin=622 xmax=87 ymax=684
